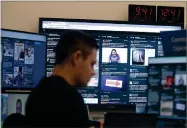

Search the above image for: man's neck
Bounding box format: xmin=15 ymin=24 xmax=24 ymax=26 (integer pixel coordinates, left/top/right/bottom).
xmin=52 ymin=64 xmax=76 ymax=86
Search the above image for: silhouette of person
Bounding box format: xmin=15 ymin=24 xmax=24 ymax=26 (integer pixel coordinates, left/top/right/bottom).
xmin=25 ymin=30 xmax=98 ymax=127
xmin=178 ymin=75 xmax=184 ymax=85
xmin=16 ymin=99 xmax=22 ymax=114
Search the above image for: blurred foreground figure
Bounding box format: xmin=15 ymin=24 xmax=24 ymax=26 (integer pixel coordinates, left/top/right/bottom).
xmin=25 ymin=30 xmax=98 ymax=127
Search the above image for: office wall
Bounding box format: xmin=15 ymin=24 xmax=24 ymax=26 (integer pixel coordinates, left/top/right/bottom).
xmin=2 ymin=1 xmax=186 ymax=33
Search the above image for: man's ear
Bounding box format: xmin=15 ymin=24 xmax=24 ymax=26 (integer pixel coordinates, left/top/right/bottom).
xmin=71 ymin=50 xmax=82 ymax=65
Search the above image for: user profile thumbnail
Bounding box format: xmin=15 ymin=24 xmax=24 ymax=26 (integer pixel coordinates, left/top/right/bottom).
xmin=161 ymin=76 xmax=174 ymax=89
xmin=130 ymin=48 xmax=155 ymax=66
xmin=3 ymin=45 xmax=13 ymax=57
xmin=132 ymin=49 xmax=145 ymax=65
xmin=14 ymin=66 xmax=24 ymax=85
xmin=14 ymin=43 xmax=25 ymax=61
xmin=25 ymin=47 xmax=34 ymax=64
xmin=3 ymin=74 xmax=14 ymax=85
xmin=101 ymin=75 xmax=126 ymax=92
xmin=175 ymin=74 xmax=187 ymax=86
xmin=102 ymin=48 xmax=127 ymax=63
xmin=47 ymin=49 xmax=55 ymax=58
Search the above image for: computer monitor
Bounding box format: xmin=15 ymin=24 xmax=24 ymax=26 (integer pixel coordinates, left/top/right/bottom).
xmin=39 ymin=18 xmax=182 ymax=105
xmin=147 ymin=56 xmax=186 ymax=119
xmin=1 ymin=29 xmax=47 ymax=92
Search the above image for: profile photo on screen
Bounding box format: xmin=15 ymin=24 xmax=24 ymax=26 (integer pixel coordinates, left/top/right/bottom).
xmin=14 ymin=67 xmax=24 ymax=85
xmin=47 ymin=49 xmax=55 ymax=58
xmin=16 ymin=99 xmax=22 ymax=114
xmin=14 ymin=43 xmax=25 ymax=61
xmin=24 ymin=47 xmax=34 ymax=64
xmin=3 ymin=40 xmax=14 ymax=57
xmin=102 ymin=48 xmax=127 ymax=63
xmin=175 ymin=74 xmax=186 ymax=86
xmin=132 ymin=49 xmax=145 ymax=65
xmin=161 ymin=76 xmax=174 ymax=89
xmin=130 ymin=48 xmax=155 ymax=66
xmin=3 ymin=74 xmax=13 ymax=85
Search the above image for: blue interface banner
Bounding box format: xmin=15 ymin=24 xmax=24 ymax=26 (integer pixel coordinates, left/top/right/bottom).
xmin=160 ymin=30 xmax=186 ymax=57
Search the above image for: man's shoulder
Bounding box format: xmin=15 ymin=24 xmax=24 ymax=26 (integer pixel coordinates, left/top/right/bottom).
xmin=32 ymin=75 xmax=77 ymax=94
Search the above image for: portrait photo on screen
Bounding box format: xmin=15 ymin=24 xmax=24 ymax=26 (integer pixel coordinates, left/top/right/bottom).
xmin=175 ymin=73 xmax=187 ymax=86
xmin=130 ymin=48 xmax=155 ymax=66
xmin=101 ymin=75 xmax=126 ymax=92
xmin=161 ymin=76 xmax=174 ymax=89
xmin=16 ymin=99 xmax=22 ymax=114
xmin=102 ymin=48 xmax=127 ymax=63
xmin=47 ymin=49 xmax=55 ymax=58
xmin=132 ymin=49 xmax=145 ymax=65
xmin=23 ymin=66 xmax=34 ymax=86
xmin=160 ymin=100 xmax=173 ymax=116
xmin=14 ymin=43 xmax=25 ymax=61
xmin=24 ymin=47 xmax=34 ymax=64
xmin=14 ymin=66 xmax=24 ymax=85
xmin=3 ymin=44 xmax=14 ymax=57
xmin=3 ymin=74 xmax=14 ymax=85
xmin=7 ymin=94 xmax=29 ymax=115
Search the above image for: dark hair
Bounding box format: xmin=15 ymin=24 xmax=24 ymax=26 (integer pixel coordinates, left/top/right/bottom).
xmin=55 ymin=30 xmax=98 ymax=65
xmin=16 ymin=99 xmax=22 ymax=104
xmin=2 ymin=113 xmax=26 ymax=128
xmin=16 ymin=99 xmax=22 ymax=113
xmin=111 ymin=49 xmax=117 ymax=54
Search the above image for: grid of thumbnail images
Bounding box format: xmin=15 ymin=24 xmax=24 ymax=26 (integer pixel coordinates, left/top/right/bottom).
xmin=2 ymin=38 xmax=35 ymax=87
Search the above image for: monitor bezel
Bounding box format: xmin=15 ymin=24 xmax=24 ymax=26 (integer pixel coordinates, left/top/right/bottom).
xmin=39 ymin=17 xmax=184 ymax=33
xmin=1 ymin=28 xmax=47 ymax=93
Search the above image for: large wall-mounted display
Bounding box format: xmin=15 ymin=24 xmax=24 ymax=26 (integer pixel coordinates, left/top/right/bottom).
xmin=39 ymin=18 xmax=182 ymax=105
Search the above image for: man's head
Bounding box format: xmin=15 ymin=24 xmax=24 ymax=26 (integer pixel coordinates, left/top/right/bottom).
xmin=54 ymin=30 xmax=98 ymax=87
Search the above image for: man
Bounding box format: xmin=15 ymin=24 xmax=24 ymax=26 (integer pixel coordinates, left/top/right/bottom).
xmin=25 ymin=30 xmax=98 ymax=127
xmin=25 ymin=48 xmax=34 ymax=64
